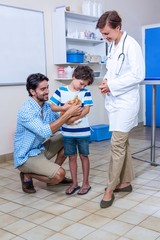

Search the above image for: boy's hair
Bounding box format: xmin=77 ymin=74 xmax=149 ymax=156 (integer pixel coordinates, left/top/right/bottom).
xmin=96 ymin=10 xmax=122 ymax=30
xmin=72 ymin=65 xmax=94 ymax=85
xmin=26 ymin=73 xmax=49 ymax=96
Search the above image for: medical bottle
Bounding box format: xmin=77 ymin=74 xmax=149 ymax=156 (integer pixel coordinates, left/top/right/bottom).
xmin=92 ymin=0 xmax=98 ymax=17
xmin=97 ymin=2 xmax=102 ymax=17
xmin=82 ymin=0 xmax=88 ymax=15
xmin=87 ymin=0 xmax=93 ymax=16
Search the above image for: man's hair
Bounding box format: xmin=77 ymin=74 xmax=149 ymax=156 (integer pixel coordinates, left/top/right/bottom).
xmin=72 ymin=65 xmax=94 ymax=85
xmin=26 ymin=73 xmax=49 ymax=96
xmin=96 ymin=10 xmax=122 ymax=30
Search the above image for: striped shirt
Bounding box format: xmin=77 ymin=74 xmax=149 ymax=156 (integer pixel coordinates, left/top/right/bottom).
xmin=50 ymin=86 xmax=93 ymax=138
xmin=14 ymin=97 xmax=59 ymax=168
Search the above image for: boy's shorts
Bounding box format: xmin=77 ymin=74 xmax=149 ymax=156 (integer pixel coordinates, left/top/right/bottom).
xmin=18 ymin=134 xmax=64 ymax=178
xmin=63 ymin=137 xmax=90 ymax=156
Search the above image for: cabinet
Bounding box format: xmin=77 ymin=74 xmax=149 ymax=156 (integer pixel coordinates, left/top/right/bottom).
xmin=52 ymin=10 xmax=106 ymax=80
xmin=145 ymin=27 xmax=160 ymax=126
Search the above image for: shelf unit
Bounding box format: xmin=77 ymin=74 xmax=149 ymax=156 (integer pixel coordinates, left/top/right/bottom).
xmin=52 ymin=10 xmax=106 ymax=80
xmin=55 ymin=76 xmax=103 ymax=81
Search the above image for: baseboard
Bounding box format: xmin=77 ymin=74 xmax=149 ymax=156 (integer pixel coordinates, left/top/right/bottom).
xmin=0 ymin=152 xmax=13 ymax=163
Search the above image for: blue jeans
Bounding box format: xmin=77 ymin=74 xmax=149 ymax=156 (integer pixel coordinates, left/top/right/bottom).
xmin=63 ymin=137 xmax=90 ymax=156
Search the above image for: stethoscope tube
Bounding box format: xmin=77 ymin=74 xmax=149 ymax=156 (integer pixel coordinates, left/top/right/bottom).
xmin=108 ymin=32 xmax=128 ymax=75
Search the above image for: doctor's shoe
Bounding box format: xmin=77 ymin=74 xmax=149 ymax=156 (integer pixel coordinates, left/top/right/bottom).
xmin=100 ymin=194 xmax=115 ymax=208
xmin=114 ymin=184 xmax=132 ymax=192
xmin=105 ymin=184 xmax=132 ymax=193
xmin=20 ymin=172 xmax=36 ymax=193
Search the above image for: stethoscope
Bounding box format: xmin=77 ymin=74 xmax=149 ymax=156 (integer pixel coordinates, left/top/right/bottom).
xmin=108 ymin=33 xmax=127 ymax=75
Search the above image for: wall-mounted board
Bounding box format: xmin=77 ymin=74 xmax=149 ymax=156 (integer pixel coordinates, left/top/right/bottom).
xmin=0 ymin=5 xmax=46 ymax=85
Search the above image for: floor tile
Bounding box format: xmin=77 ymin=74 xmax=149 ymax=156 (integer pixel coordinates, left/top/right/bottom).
xmin=125 ymin=226 xmax=160 ymax=240
xmin=101 ymin=219 xmax=134 ymax=236
xmin=0 ymin=214 xmax=19 ymax=228
xmin=139 ymin=216 xmax=160 ymax=232
xmin=42 ymin=216 xmax=73 ymax=232
xmin=24 ymin=211 xmax=54 ymax=224
xmin=3 ymin=219 xmax=36 ymax=235
xmin=61 ymin=223 xmax=95 ymax=239
xmin=61 ymin=208 xmax=91 ymax=222
xmin=0 ymin=229 xmax=15 ymax=240
xmin=20 ymin=225 xmax=55 ymax=240
xmin=47 ymin=233 xmax=75 ymax=240
xmin=116 ymin=210 xmax=148 ymax=225
xmin=82 ymin=229 xmax=119 ymax=240
xmin=80 ymin=213 xmax=111 ymax=228
xmin=132 ymin=202 xmax=160 ymax=215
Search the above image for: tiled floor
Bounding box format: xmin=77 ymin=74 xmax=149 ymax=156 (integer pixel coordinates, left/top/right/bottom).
xmin=1 ymin=126 xmax=160 ymax=240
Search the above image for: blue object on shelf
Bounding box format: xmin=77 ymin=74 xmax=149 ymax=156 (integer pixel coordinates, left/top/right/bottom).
xmin=67 ymin=49 xmax=84 ymax=63
xmin=90 ymin=124 xmax=112 ymax=142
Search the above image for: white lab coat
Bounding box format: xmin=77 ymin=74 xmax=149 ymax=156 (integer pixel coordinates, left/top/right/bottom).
xmin=104 ymin=31 xmax=145 ymax=132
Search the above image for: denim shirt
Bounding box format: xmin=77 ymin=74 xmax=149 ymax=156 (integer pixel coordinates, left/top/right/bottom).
xmin=14 ymin=97 xmax=59 ymax=168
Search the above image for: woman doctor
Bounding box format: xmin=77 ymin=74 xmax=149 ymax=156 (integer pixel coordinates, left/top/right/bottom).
xmin=97 ymin=10 xmax=145 ymax=208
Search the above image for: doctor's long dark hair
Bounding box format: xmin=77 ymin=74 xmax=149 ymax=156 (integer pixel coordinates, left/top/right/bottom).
xmin=96 ymin=10 xmax=122 ymax=30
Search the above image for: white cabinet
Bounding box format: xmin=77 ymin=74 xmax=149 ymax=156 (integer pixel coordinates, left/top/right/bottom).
xmin=52 ymin=10 xmax=106 ymax=80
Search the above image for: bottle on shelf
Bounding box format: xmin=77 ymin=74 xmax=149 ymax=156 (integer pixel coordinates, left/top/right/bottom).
xmin=57 ymin=66 xmax=65 ymax=78
xmin=82 ymin=0 xmax=93 ymax=16
xmin=92 ymin=0 xmax=98 ymax=17
xmin=82 ymin=0 xmax=88 ymax=15
xmin=97 ymin=2 xmax=102 ymax=17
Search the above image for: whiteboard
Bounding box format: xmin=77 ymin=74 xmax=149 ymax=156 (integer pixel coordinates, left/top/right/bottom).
xmin=0 ymin=5 xmax=46 ymax=85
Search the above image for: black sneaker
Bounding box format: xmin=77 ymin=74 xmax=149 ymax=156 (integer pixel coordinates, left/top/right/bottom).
xmin=20 ymin=172 xmax=36 ymax=193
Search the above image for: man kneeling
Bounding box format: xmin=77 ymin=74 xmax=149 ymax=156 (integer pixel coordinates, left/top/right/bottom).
xmin=14 ymin=73 xmax=82 ymax=193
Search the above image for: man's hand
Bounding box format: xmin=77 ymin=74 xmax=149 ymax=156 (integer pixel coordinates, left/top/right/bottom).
xmin=64 ymin=103 xmax=82 ymax=118
xmin=50 ymin=103 xmax=82 ymax=134
xmin=60 ymin=96 xmax=82 ymax=116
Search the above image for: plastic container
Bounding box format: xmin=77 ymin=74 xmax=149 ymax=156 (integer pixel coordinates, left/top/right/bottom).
xmin=57 ymin=66 xmax=65 ymax=78
xmin=67 ymin=49 xmax=84 ymax=63
xmin=90 ymin=124 xmax=112 ymax=141
xmin=93 ymin=71 xmax=100 ymax=77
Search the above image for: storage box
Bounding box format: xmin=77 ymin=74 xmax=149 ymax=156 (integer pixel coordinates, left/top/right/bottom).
xmin=90 ymin=124 xmax=112 ymax=141
xmin=67 ymin=52 xmax=84 ymax=63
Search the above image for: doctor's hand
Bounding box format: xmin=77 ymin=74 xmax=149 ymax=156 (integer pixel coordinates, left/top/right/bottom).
xmin=99 ymin=79 xmax=110 ymax=95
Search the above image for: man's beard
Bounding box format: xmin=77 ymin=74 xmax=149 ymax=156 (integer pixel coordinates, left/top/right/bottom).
xmin=37 ymin=94 xmax=48 ymax=102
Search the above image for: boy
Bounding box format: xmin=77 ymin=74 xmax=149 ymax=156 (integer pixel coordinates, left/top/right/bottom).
xmin=50 ymin=65 xmax=94 ymax=195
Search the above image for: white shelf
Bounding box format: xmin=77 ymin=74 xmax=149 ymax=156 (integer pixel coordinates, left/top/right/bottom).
xmin=65 ymin=11 xmax=98 ymax=22
xmin=55 ymin=62 xmax=105 ymax=66
xmin=66 ymin=37 xmax=104 ymax=45
xmin=55 ymin=77 xmax=103 ymax=81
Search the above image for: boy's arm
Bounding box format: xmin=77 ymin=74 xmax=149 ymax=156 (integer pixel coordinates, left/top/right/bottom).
xmin=51 ymin=102 xmax=71 ymax=113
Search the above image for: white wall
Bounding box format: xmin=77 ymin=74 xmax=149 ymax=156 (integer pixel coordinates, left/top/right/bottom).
xmin=0 ymin=0 xmax=160 ymax=156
